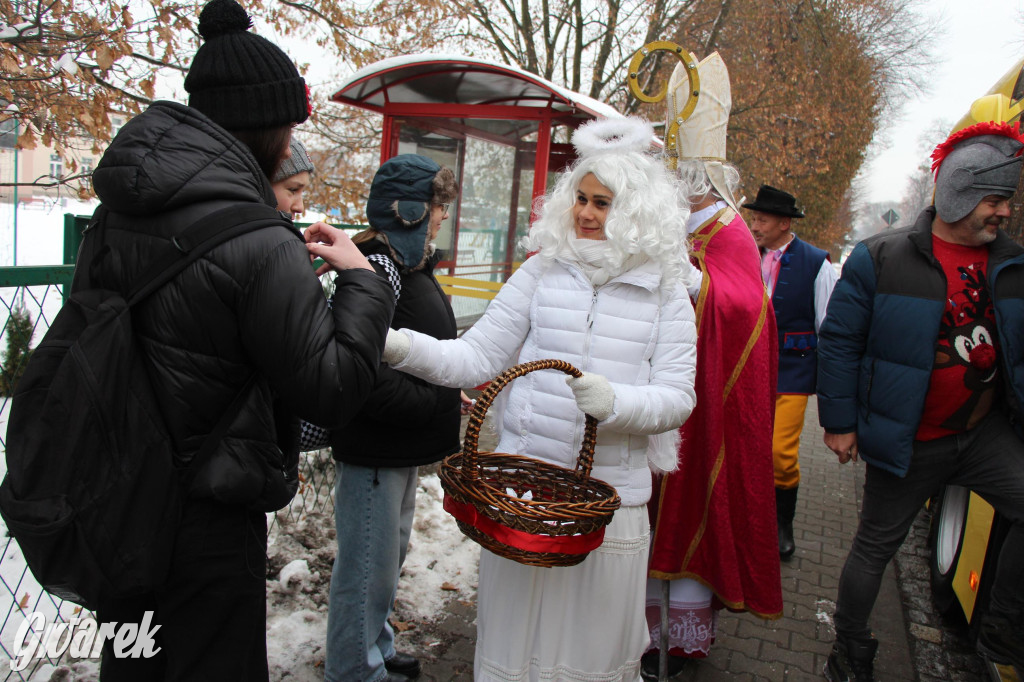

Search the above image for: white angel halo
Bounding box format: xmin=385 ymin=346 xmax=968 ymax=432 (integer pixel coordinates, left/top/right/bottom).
xmin=571 ymin=117 xmax=654 ymax=158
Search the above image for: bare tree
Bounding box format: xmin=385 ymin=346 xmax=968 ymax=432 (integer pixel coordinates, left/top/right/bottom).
xmin=896 ymin=118 xmax=951 ymax=225
xmin=0 ymin=0 xmax=445 ymax=196
xmin=441 ymin=0 xmax=709 ymax=109
xmin=651 ymin=0 xmax=937 ymax=252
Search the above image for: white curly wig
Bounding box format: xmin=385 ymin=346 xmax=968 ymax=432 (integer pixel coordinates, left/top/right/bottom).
xmin=676 ymin=158 xmax=741 ymax=205
xmin=522 ymin=117 xmax=696 ymax=287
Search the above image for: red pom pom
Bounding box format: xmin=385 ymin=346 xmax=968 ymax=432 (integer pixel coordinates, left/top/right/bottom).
xmin=969 ymin=343 xmax=997 ymax=371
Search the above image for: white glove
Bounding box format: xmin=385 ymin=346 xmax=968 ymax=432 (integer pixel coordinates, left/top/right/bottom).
xmin=382 ymin=328 xmax=411 ymax=365
xmin=647 ymin=429 xmax=681 ymax=474
xmin=566 ymin=372 xmax=615 ymax=421
xmin=686 ymin=267 xmax=705 ymax=300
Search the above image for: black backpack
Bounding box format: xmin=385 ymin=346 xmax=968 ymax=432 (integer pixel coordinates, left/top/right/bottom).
xmin=0 ymin=202 xmax=284 ymax=609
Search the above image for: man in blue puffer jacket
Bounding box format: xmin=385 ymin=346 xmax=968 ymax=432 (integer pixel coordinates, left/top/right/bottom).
xmin=818 ymin=121 xmax=1024 ymax=681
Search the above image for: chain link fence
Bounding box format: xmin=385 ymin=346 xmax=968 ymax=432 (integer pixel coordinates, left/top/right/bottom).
xmin=0 ymin=280 xmax=89 ymax=680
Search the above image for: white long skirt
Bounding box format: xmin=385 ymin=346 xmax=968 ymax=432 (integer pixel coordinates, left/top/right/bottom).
xmin=475 ymin=505 xmax=649 ymax=682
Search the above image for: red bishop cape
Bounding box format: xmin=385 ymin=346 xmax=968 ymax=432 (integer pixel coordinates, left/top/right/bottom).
xmin=648 ymin=207 xmax=783 ymax=618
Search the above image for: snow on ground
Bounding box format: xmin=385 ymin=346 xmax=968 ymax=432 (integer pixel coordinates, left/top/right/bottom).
xmin=0 ymin=198 xmax=99 ymax=351
xmin=0 ymin=198 xmax=96 ymax=268
xmin=398 ymin=474 xmax=480 ymax=618
xmin=262 ymin=468 xmax=480 ymax=681
xmin=0 ymin=442 xmax=480 ymax=680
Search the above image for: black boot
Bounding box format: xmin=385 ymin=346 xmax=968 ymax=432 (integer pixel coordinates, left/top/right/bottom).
xmin=824 ymin=635 xmax=878 ymax=682
xmin=776 ymin=486 xmax=797 ymax=560
xmin=385 ymin=651 xmax=421 ymax=679
xmin=976 ymin=613 xmax=1024 ymax=670
xmin=640 ymin=650 xmax=689 ymax=681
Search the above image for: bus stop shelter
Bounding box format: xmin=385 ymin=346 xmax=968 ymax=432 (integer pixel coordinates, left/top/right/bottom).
xmin=331 ymin=54 xmax=621 ymax=324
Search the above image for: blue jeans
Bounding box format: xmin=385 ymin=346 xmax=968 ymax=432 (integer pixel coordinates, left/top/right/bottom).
xmin=325 ymin=463 xmax=418 ymax=682
xmin=834 ymin=410 xmax=1024 ymax=642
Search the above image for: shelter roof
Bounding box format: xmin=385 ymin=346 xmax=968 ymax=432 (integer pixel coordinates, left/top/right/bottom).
xmin=332 ymin=53 xmax=623 ymax=122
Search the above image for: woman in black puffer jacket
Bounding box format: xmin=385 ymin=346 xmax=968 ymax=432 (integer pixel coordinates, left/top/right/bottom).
xmin=324 ymin=155 xmax=465 ymax=682
xmin=80 ymin=1 xmax=394 ymax=679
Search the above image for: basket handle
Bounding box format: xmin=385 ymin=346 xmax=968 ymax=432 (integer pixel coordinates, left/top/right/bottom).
xmin=462 ymin=359 xmax=599 ymax=480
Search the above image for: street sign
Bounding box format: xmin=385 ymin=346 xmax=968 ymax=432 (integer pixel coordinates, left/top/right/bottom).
xmin=882 ymin=209 xmax=899 ymax=227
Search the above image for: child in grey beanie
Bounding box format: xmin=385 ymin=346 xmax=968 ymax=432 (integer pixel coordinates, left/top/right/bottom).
xmin=272 ymin=139 xmax=315 ymax=217
xmin=273 ymin=138 xmax=316 ymax=183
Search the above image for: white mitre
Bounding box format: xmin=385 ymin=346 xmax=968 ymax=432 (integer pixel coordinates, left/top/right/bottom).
xmin=666 ymin=51 xmax=739 ymax=212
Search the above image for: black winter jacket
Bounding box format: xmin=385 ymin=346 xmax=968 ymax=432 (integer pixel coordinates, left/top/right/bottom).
xmin=81 ymin=101 xmax=395 ymax=510
xmin=330 ymin=238 xmax=462 ymax=467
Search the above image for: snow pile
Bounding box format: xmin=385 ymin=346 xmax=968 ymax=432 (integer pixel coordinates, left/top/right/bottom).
xmin=277 ymin=559 xmax=312 ymax=593
xmin=395 ymin=474 xmax=480 ymax=618
xmin=262 ymin=470 xmax=479 ymax=680
xmin=266 ymin=610 xmax=327 ymax=682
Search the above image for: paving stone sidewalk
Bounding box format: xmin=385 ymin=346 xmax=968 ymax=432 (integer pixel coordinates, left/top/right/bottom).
xmin=399 ymin=398 xmax=933 ymax=682
xmin=894 ymin=498 xmax=986 ymax=682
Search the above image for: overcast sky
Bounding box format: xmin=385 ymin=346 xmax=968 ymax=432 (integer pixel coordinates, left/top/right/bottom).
xmin=247 ymin=1 xmax=1024 ymax=212
xmin=859 ymin=0 xmax=1024 ymax=205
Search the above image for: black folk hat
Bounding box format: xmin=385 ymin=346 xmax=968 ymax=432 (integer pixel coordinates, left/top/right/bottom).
xmin=741 ymin=184 xmax=805 ymax=218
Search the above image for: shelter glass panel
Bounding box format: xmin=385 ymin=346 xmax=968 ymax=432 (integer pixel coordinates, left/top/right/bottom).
xmin=395 ymin=122 xmax=461 ymax=263
xmin=393 ymin=116 xmax=542 ymax=326
xmin=453 ymin=135 xmax=518 ymax=324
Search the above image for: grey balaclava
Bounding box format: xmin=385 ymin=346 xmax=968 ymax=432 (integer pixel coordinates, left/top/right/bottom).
xmin=272 ymin=139 xmax=315 ymax=183
xmin=933 ymin=130 xmax=1023 ymax=223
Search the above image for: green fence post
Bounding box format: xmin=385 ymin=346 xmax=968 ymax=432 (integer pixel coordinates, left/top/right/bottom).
xmin=63 ymin=214 xmax=88 ymax=265
xmin=61 ymin=214 xmax=88 ymax=304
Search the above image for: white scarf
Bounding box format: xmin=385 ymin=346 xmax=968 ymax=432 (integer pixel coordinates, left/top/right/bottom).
xmin=564 ymin=237 xmax=647 ymax=287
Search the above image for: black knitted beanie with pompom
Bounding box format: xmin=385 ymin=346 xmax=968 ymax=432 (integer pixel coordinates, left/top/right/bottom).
xmin=184 ymin=0 xmax=309 ymax=130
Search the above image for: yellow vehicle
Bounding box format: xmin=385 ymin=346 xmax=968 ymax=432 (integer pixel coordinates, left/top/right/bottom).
xmin=928 ymin=56 xmax=1024 ymax=682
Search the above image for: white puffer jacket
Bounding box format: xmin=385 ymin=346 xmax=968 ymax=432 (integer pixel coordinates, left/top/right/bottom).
xmin=394 ymin=255 xmax=697 ymax=506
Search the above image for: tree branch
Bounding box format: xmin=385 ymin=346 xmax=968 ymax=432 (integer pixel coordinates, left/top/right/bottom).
xmin=588 ymin=0 xmax=619 ymax=100
xmin=0 ymin=171 xmax=92 ymax=189
xmin=702 ymin=0 xmax=733 ymax=54
xmin=89 ymin=69 xmax=152 ymax=106
xmin=129 ymin=50 xmax=187 ymax=72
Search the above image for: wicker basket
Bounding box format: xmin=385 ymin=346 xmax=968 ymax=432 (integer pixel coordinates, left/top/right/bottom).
xmin=439 ymin=359 xmax=622 ymax=567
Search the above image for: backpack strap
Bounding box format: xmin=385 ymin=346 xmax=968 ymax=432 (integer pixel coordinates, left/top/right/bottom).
xmin=104 ymin=203 xmax=286 ymax=488
xmin=126 ymin=203 xmax=287 ymax=306
xmin=366 ymin=253 xmax=402 ymax=301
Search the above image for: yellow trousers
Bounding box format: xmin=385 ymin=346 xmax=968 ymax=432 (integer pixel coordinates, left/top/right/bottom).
xmin=773 ymin=394 xmax=808 ymax=489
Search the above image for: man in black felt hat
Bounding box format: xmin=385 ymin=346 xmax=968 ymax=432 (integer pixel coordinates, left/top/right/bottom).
xmin=743 ymin=184 xmax=838 ymax=560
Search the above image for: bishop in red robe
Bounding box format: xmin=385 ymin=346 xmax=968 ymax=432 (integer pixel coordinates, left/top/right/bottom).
xmin=646 ymin=206 xmax=783 ymax=664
